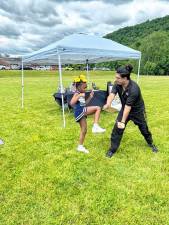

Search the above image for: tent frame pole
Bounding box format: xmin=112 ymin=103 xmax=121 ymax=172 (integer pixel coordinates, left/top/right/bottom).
xmin=86 ymin=59 xmax=90 ymax=87
xmin=21 ymin=57 xmax=24 ymax=108
xmin=137 ymin=55 xmax=141 ymax=83
xmin=58 ymin=53 xmax=66 ymax=128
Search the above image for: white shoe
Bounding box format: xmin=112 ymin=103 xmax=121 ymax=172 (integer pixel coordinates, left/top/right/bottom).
xmin=0 ymin=139 xmax=4 ymax=145
xmin=77 ymin=145 xmax=89 ymax=154
xmin=92 ymin=125 xmax=106 ymax=133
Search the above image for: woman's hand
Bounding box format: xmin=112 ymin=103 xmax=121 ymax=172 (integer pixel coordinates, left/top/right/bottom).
xmin=117 ymin=122 xmax=125 ymax=129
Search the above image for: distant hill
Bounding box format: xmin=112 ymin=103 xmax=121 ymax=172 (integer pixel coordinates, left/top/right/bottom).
xmin=104 ymin=15 xmax=169 ymax=75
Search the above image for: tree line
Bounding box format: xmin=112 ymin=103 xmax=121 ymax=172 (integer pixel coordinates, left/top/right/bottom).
xmin=104 ymin=15 xmax=169 ymax=75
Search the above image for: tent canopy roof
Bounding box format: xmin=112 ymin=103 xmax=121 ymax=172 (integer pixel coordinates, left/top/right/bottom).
xmin=22 ymin=34 xmax=141 ymax=65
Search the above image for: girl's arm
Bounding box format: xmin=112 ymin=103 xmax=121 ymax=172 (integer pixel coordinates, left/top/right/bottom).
xmin=85 ymin=90 xmax=94 ymax=105
xmin=70 ymin=93 xmax=84 ymax=106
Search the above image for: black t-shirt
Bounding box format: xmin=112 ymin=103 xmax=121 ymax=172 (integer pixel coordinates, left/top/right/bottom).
xmin=111 ymin=80 xmax=145 ymax=114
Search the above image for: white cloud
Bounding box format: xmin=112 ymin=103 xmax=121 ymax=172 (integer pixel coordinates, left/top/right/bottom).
xmin=0 ymin=0 xmax=169 ymax=54
xmin=126 ymin=0 xmax=169 ymax=25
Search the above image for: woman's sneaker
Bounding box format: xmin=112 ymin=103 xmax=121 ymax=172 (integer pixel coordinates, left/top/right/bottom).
xmin=0 ymin=139 xmax=4 ymax=145
xmin=149 ymin=144 xmax=158 ymax=153
xmin=77 ymin=145 xmax=89 ymax=154
xmin=92 ymin=124 xmax=106 ymax=133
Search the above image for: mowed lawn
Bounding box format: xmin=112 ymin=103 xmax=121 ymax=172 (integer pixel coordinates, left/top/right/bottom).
xmin=0 ymin=70 xmax=169 ymax=225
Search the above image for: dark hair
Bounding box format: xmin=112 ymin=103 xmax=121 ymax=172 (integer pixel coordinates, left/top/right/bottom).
xmin=74 ymin=81 xmax=86 ymax=89
xmin=116 ymin=64 xmax=133 ymax=80
xmin=75 ymin=82 xmax=82 ymax=88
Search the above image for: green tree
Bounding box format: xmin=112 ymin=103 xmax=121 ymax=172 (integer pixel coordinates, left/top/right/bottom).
xmin=137 ymin=31 xmax=169 ymax=75
xmin=144 ymin=62 xmax=157 ymax=75
xmin=104 ymin=15 xmax=169 ymax=75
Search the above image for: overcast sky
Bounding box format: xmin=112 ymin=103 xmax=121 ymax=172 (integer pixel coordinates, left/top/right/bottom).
xmin=0 ymin=0 xmax=169 ymax=54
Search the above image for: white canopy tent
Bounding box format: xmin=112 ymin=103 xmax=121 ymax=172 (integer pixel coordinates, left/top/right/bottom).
xmin=22 ymin=33 xmax=141 ymax=127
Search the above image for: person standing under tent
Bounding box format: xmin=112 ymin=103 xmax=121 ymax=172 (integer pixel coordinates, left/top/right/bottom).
xmin=70 ymin=75 xmax=106 ymax=154
xmin=103 ymin=64 xmax=158 ymax=158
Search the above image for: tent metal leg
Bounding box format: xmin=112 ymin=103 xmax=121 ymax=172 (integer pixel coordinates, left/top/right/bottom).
xmin=137 ymin=56 xmax=141 ymax=83
xmin=21 ymin=57 xmax=24 ymax=108
xmin=58 ymin=54 xmax=66 ymax=128
xmin=86 ymin=59 xmax=90 ymax=87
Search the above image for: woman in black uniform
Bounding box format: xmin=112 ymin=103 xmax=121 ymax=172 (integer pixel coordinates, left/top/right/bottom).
xmin=103 ymin=64 xmax=158 ymax=158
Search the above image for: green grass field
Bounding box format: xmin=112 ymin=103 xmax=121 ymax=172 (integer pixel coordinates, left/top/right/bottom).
xmin=0 ymin=70 xmax=169 ymax=225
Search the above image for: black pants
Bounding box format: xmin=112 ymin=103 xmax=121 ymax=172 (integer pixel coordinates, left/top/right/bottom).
xmin=110 ymin=109 xmax=153 ymax=153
